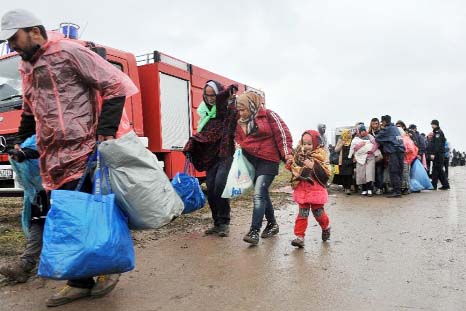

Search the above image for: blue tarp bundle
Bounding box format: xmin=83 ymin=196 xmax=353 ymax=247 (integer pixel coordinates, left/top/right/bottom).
xmin=410 ymin=159 xmax=434 ymax=192
xmin=8 ymin=135 xmax=43 ymax=236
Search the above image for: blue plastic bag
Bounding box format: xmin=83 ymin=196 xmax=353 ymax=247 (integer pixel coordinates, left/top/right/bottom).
xmin=172 ymin=158 xmax=206 ymax=214
xmin=38 ymin=150 xmax=135 ymax=280
xmin=410 ymin=158 xmax=433 ymax=192
xmin=221 ymin=148 xmax=255 ymax=198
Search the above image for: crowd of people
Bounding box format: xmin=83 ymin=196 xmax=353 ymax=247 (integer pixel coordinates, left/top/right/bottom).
xmin=0 ymin=8 xmax=463 ymax=309
xmin=328 ymin=116 xmax=455 ymax=197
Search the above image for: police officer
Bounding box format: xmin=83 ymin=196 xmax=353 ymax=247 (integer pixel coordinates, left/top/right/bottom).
xmin=430 ymin=120 xmax=450 ymax=190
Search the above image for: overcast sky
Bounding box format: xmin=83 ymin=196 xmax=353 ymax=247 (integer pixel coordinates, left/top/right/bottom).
xmin=3 ymin=0 xmax=466 ymax=151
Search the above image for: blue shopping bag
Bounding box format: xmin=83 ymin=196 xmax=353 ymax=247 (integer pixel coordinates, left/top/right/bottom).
xmin=172 ymin=157 xmax=206 ymax=214
xmin=38 ymin=150 xmax=135 ymax=280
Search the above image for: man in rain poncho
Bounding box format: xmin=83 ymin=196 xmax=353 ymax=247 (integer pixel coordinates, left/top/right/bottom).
xmin=0 ymin=9 xmax=138 ymax=307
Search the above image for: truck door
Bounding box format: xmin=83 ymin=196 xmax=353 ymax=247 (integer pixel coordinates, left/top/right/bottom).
xmin=159 ymin=72 xmax=191 ymax=150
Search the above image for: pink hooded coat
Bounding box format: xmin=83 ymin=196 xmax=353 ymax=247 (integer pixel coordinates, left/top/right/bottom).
xmin=19 ymin=32 xmax=138 ymax=190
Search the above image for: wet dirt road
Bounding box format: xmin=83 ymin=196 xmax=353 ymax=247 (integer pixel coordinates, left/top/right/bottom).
xmin=1 ymin=167 xmax=465 ymax=311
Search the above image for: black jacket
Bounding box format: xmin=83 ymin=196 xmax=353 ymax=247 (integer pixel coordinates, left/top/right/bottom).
xmin=431 ymin=127 xmax=446 ymax=156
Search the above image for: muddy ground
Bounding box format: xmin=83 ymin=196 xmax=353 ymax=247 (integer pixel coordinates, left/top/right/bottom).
xmin=0 ymin=166 xmax=465 ymax=310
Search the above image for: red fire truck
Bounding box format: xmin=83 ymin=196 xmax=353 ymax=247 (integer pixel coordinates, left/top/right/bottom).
xmin=0 ymin=26 xmax=264 ymax=192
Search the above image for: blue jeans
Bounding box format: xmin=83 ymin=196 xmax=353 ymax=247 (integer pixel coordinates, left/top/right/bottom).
xmin=251 ymin=174 xmax=276 ymax=231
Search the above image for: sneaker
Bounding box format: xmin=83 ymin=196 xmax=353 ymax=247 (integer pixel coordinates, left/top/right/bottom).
xmin=375 ymin=188 xmax=382 ymax=195
xmin=217 ymin=224 xmax=230 ymax=237
xmin=46 ymin=285 xmax=91 ymax=307
xmin=345 ymin=189 xmax=351 ymax=195
xmin=243 ymin=229 xmax=260 ymax=245
xmin=261 ymin=223 xmax=279 ymax=238
xmin=291 ymin=237 xmax=305 ymax=248
xmin=204 ymin=225 xmax=220 ymax=235
xmin=322 ymin=227 xmax=331 ymax=241
xmin=90 ymin=274 xmax=120 ymax=298
xmin=367 ymin=190 xmax=373 ymax=197
xmin=439 ymin=186 xmax=450 ymax=190
xmin=0 ymin=261 xmax=32 ymax=283
xmin=361 ymin=191 xmax=367 ymax=196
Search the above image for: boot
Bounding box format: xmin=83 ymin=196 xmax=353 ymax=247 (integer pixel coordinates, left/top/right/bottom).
xmin=46 ymin=285 xmax=91 ymax=307
xmin=243 ymin=229 xmax=260 ymax=245
xmin=322 ymin=227 xmax=331 ymax=242
xmin=291 ymin=237 xmax=305 ymax=248
xmin=204 ymin=225 xmax=220 ymax=235
xmin=217 ymin=224 xmax=230 ymax=237
xmin=261 ymin=222 xmax=279 ymax=238
xmin=0 ymin=261 xmax=32 ymax=283
xmin=91 ymin=274 xmax=120 ymax=298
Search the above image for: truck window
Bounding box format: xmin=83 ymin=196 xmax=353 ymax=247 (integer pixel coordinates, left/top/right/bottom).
xmin=109 ymin=61 xmax=123 ymax=72
xmin=0 ymin=56 xmax=21 ymax=104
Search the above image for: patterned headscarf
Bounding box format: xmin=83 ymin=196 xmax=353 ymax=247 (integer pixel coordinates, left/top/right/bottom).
xmin=341 ymin=129 xmax=352 ymax=146
xmin=236 ymin=91 xmax=261 ymax=135
xmin=291 ymin=130 xmax=331 ymax=188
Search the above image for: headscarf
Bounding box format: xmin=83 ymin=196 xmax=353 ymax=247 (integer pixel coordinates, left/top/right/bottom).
xmin=290 ymin=130 xmax=331 ymax=188
xmin=197 ymin=80 xmax=223 ymax=132
xmin=236 ymin=91 xmax=261 ymax=135
xmin=341 ymin=129 xmax=352 ymax=146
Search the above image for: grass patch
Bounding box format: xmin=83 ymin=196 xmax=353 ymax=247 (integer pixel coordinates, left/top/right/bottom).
xmin=0 ymin=227 xmax=25 ymax=256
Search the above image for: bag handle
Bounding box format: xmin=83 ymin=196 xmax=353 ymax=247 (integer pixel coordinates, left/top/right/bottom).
xmin=93 ymin=149 xmax=113 ymax=201
xmin=184 ymin=154 xmax=195 ymax=176
xmin=75 ymin=151 xmax=97 ymax=192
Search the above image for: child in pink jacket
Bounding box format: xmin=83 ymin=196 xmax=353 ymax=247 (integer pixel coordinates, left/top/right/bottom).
xmin=287 ymin=130 xmax=332 ymax=248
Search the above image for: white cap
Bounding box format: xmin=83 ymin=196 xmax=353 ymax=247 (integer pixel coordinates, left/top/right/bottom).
xmin=0 ymin=9 xmax=42 ymax=42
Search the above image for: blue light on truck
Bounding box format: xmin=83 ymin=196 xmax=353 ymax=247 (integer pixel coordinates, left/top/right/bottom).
xmin=60 ymin=23 xmax=80 ymax=39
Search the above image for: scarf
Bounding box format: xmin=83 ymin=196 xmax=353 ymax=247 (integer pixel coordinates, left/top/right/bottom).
xmin=197 ymin=101 xmax=216 ymax=132
xmin=290 ymin=130 xmax=331 ymax=188
xmin=237 ymin=92 xmax=261 ymax=135
xmin=341 ymin=129 xmax=352 ymax=146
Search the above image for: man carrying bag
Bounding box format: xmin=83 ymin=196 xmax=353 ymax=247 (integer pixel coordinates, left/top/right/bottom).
xmin=0 ymin=9 xmax=138 ymax=307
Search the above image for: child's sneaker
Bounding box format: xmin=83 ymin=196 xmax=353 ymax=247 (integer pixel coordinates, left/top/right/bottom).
xmin=322 ymin=227 xmax=331 ymax=241
xmin=261 ymin=222 xmax=279 ymax=238
xmin=291 ymin=236 xmax=305 ymax=248
xmin=243 ymin=229 xmax=260 ymax=245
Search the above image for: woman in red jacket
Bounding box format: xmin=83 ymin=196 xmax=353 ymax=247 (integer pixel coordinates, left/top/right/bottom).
xmin=235 ymin=92 xmax=293 ymax=245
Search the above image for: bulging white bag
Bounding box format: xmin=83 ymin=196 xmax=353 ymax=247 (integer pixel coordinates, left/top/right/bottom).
xmin=99 ymin=131 xmax=184 ymax=229
xmin=221 ymin=148 xmax=255 ymax=198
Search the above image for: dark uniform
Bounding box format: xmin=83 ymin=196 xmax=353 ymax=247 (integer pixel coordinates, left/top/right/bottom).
xmin=430 ymin=127 xmax=450 ymax=189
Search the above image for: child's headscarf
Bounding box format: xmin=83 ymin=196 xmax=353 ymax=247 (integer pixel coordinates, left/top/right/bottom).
xmin=236 ymin=91 xmax=261 ymax=135
xmin=291 ymin=130 xmax=331 ymax=188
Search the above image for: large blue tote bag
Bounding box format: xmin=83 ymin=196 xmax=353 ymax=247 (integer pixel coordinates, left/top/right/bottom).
xmin=38 ymin=150 xmax=135 ymax=280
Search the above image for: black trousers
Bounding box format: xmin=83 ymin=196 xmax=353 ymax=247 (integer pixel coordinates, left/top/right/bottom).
xmin=389 ymin=152 xmax=404 ymax=194
xmin=443 ymin=157 xmax=449 ymax=179
xmin=205 ymin=157 xmax=232 ymax=226
xmin=432 ymin=155 xmax=450 ymax=189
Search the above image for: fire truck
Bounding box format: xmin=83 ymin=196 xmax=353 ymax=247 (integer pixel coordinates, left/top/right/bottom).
xmin=0 ymin=24 xmax=265 ymax=193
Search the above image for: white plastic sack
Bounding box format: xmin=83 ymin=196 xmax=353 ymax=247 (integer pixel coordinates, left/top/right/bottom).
xmin=99 ymin=131 xmax=184 ymax=229
xmin=221 ymin=148 xmax=255 ymax=198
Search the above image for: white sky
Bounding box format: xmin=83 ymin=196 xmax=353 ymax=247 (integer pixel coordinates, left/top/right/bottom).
xmin=2 ymin=0 xmax=466 ymax=151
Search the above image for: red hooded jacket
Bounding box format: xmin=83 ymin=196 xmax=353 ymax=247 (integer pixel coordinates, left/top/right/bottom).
xmin=235 ymin=108 xmax=293 ymax=163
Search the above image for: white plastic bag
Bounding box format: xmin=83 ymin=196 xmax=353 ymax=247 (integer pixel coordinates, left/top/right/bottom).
xmin=221 ymin=148 xmax=255 ymax=198
xmin=99 ymin=131 xmax=184 ymax=229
